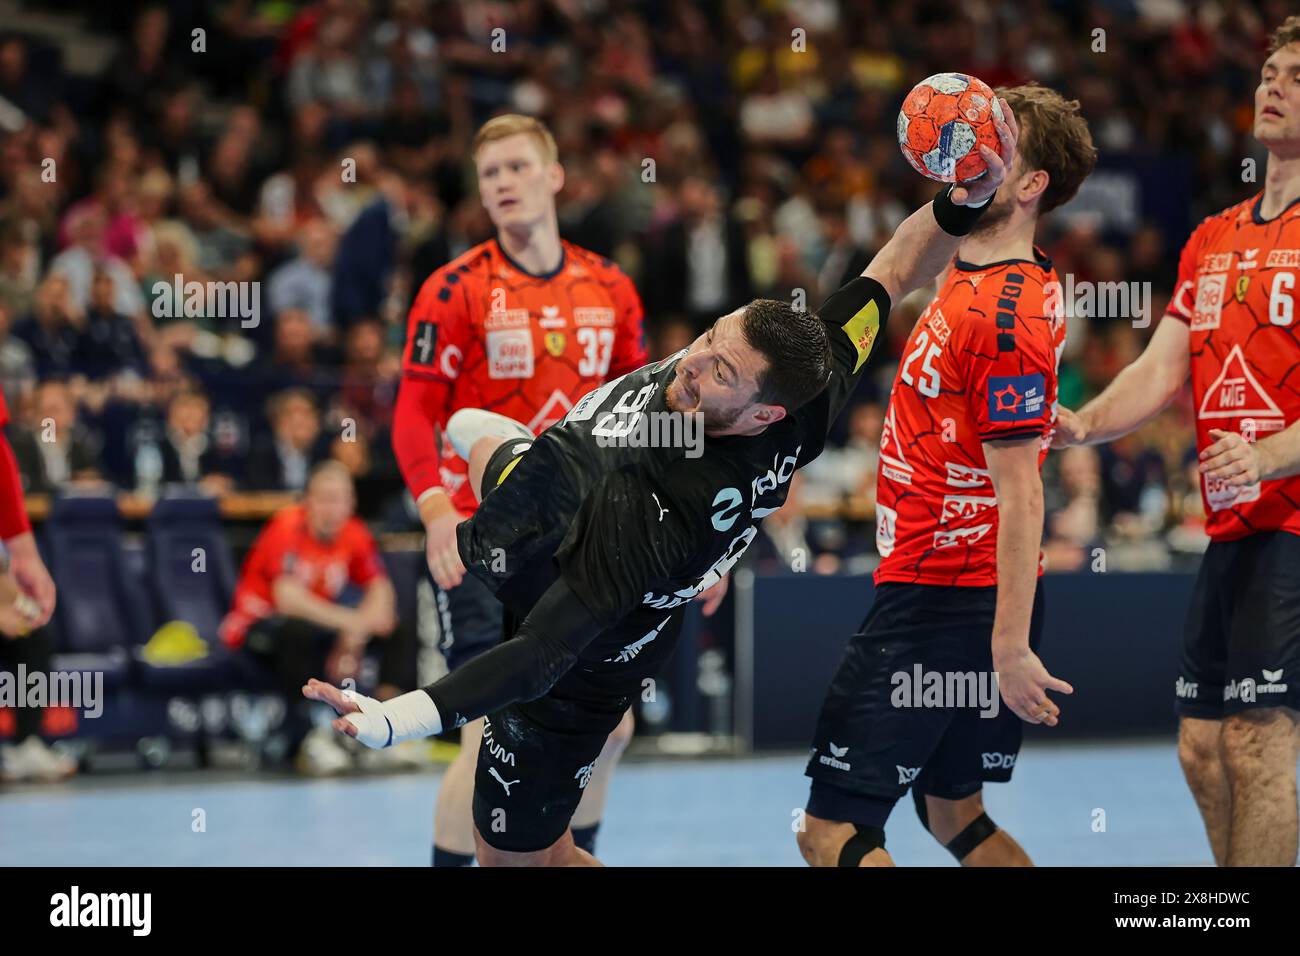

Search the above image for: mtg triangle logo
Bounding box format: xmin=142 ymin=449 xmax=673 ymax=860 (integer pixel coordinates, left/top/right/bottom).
xmin=1198 ymin=344 xmax=1283 ymax=419
xmin=879 ymin=401 xmax=913 ymax=477
xmin=526 ymin=389 xmax=574 ymax=432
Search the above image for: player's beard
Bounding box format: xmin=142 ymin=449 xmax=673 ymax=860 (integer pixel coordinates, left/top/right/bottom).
xmin=967 ymin=187 xmax=1015 ymax=235
xmin=666 ymin=375 xmax=744 ymax=433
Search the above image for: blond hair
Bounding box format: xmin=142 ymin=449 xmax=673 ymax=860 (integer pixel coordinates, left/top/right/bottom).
xmin=1269 ymin=15 xmax=1300 ymax=54
xmin=997 ymin=83 xmax=1098 ymax=215
xmin=472 ymin=114 xmax=559 ymax=165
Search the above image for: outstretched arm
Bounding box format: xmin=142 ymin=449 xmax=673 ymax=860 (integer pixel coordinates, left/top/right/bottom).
xmin=864 ymin=99 xmax=1018 ymax=305
xmin=1053 ymin=316 xmax=1190 ymax=448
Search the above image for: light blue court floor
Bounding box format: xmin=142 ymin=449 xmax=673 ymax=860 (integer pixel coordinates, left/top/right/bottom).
xmin=1 ymin=739 xmax=1225 ymax=866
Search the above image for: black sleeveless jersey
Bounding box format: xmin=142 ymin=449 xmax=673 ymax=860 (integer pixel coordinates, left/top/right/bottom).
xmin=456 ymin=276 xmax=890 ymax=690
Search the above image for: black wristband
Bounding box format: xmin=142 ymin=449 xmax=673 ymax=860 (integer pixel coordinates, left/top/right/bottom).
xmin=932 ymin=184 xmax=995 ymax=237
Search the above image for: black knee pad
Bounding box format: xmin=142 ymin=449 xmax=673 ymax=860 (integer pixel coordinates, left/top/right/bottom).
xmin=837 ymin=825 xmax=886 ymax=867
xmin=944 ymin=813 xmax=998 ymax=861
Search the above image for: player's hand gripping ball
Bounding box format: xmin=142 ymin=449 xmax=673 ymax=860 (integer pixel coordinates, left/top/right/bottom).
xmin=898 ymin=73 xmax=1004 ymax=183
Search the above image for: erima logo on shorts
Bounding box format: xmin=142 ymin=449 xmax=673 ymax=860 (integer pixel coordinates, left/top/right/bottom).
xmin=818 ymin=743 xmax=851 ymax=771
xmin=1257 ymin=669 xmax=1288 ymax=695
xmin=896 ymin=765 xmax=921 ymax=786
xmin=1175 ymin=677 xmax=1198 ymax=699
xmin=981 ymin=752 xmax=1016 ymax=770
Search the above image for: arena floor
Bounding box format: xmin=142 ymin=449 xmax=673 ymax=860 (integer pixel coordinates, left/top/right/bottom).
xmin=1 ymin=739 xmax=1213 ymax=866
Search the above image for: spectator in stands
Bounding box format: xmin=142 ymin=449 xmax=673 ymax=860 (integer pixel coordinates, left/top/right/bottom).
xmin=13 ymin=273 xmax=82 ymax=381
xmin=10 ymin=380 xmax=102 ymax=494
xmin=644 ymin=174 xmax=754 ymax=333
xmin=0 ymin=221 xmax=40 ymax=318
xmin=1044 ymin=445 xmax=1104 ymax=572
xmin=155 ymin=389 xmax=237 ymax=495
xmin=47 ymin=206 xmax=145 ymax=319
xmin=219 ymin=461 xmax=401 ymax=774
xmin=266 ymin=218 xmax=337 ymax=341
xmin=0 ymin=299 xmax=35 ymax=413
xmin=244 ymin=388 xmax=329 ymax=492
xmin=74 ymin=269 xmax=148 ymax=382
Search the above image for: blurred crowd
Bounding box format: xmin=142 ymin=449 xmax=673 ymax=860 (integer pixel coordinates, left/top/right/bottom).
xmin=0 ymin=0 xmax=1287 ymax=568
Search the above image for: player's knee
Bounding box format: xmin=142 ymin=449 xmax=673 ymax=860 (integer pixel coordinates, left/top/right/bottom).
xmin=796 ymin=814 xmax=885 ymax=867
xmin=918 ymin=792 xmax=983 ymax=844
xmin=915 ymin=791 xmax=999 ymax=860
xmin=1222 ymin=710 xmax=1292 ymax=777
xmin=1177 ymin=723 xmax=1222 ymax=783
xmin=604 ymin=710 xmax=634 ymax=756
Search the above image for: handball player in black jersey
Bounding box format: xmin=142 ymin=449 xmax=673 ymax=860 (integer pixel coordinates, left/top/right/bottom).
xmin=303 ymin=103 xmax=1019 ymax=866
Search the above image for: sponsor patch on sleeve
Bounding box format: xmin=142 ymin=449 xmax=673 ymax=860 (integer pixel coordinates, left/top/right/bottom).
xmin=987 ymin=373 xmax=1047 ymax=422
xmin=841 ymin=299 xmax=881 ymax=373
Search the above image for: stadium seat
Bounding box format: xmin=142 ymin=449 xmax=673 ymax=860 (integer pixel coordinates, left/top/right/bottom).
xmin=40 ymin=495 xmax=137 ymax=690
xmin=137 ymin=495 xmax=242 ymax=692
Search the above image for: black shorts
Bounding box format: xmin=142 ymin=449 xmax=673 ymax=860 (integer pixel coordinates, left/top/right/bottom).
xmin=471 ymin=692 xmax=626 ymax=852
xmin=482 ymin=436 xmax=533 ymax=495
xmin=430 ymin=571 xmax=504 ymax=671
xmin=804 ymin=580 xmax=1045 ymax=827
xmin=1178 ymin=531 xmax=1300 ymax=719
xmin=434 ymin=438 xmax=534 ymax=670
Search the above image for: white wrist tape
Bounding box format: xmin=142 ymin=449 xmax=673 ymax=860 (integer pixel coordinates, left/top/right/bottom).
xmin=341 ymin=689 xmax=443 ymax=749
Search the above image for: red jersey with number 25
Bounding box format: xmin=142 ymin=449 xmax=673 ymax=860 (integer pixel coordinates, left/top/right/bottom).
xmin=1165 ymin=193 xmax=1300 ymax=541
xmin=402 ymin=238 xmax=646 ymax=513
xmin=875 ymin=252 xmax=1064 ymax=587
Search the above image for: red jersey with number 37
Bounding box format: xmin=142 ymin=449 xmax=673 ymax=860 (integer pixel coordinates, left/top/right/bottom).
xmin=401 ymin=239 xmax=646 ymax=513
xmin=874 ymin=252 xmax=1064 ymax=586
xmin=1165 ymin=194 xmax=1300 ymax=541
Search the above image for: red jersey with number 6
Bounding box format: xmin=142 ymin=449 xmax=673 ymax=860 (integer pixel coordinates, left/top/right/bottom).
xmin=1165 ymin=193 xmax=1300 ymax=541
xmin=874 ymin=252 xmax=1064 ymax=586
xmin=401 ymin=238 xmax=646 ymax=513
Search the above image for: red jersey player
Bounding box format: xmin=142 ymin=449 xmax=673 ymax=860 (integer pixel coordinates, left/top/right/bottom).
xmin=0 ymin=386 xmax=68 ymax=782
xmin=391 ymin=115 xmax=646 ymax=866
xmin=801 ymin=86 xmax=1096 ymax=867
xmin=1057 ymin=17 xmax=1300 ymax=867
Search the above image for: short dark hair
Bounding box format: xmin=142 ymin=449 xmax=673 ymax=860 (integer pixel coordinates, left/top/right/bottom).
xmin=739 ymin=299 xmax=832 ymax=413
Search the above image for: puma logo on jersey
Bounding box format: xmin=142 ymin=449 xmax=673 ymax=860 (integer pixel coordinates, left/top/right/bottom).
xmin=1239 ymin=248 xmax=1259 ymax=269
xmin=606 ymin=618 xmax=670 ymax=663
xmin=651 ymin=492 xmax=669 ymax=522
xmin=488 ymin=766 xmax=520 ymax=796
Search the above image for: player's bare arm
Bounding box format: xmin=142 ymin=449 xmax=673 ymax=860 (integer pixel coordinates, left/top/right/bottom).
xmin=985 ymin=437 xmax=1073 ymax=725
xmin=1054 ymin=315 xmax=1191 ymax=448
xmin=865 ymin=100 xmax=1018 ymax=304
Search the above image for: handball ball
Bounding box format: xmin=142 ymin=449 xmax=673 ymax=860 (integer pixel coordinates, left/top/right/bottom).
xmin=897 ymin=73 xmax=1004 ymax=183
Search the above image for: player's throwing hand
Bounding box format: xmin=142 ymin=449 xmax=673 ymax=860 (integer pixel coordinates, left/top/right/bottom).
xmin=950 ymin=99 xmax=1019 ymax=207
xmin=1199 ymin=428 xmax=1267 ymax=487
